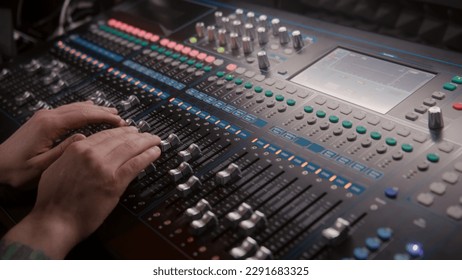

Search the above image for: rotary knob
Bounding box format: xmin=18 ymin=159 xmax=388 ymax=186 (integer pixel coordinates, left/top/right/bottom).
xmin=271 ymin=18 xmax=280 ymax=36
xmin=230 ymin=32 xmax=240 ymax=50
xmin=207 ymin=25 xmax=216 ymax=43
xmin=428 ymin=106 xmax=444 ymax=130
xmin=257 ymin=27 xmax=268 ymax=45
xmin=244 ymin=23 xmax=256 ymax=41
xmin=246 ymin=11 xmax=257 ymax=26
xmin=257 ymin=50 xmax=270 ymax=70
xmin=218 ymin=28 xmax=227 ymax=46
xmin=235 ymin=8 xmax=245 ymax=21
xmin=292 ymin=30 xmax=304 ymax=50
xmin=195 ymin=22 xmax=206 ymax=38
xmin=232 ymin=20 xmax=244 ymax=36
xmin=214 ymin=11 xmax=223 ymax=27
xmin=242 ymin=36 xmax=253 ymax=54
xmin=278 ymin=26 xmax=290 ymax=45
xmin=258 ymin=14 xmax=269 ymax=29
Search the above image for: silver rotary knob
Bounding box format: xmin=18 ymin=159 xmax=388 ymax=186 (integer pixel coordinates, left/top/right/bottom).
xmin=244 ymin=23 xmax=256 ymax=41
xmin=292 ymin=30 xmax=304 ymax=50
xmin=257 ymin=27 xmax=268 ymax=45
xmin=218 ymin=28 xmax=227 ymax=46
xmin=279 ymin=26 xmax=290 ymax=45
xmin=246 ymin=11 xmax=257 ymax=26
xmin=214 ymin=11 xmax=223 ymax=27
xmin=242 ymin=36 xmax=253 ymax=54
xmin=258 ymin=14 xmax=269 ymax=29
xmin=195 ymin=22 xmax=206 ymax=38
xmin=428 ymin=106 xmax=444 ymax=130
xmin=235 ymin=8 xmax=244 ymax=21
xmin=257 ymin=50 xmax=270 ymax=70
xmin=207 ymin=25 xmax=216 ymax=43
xmin=271 ymin=18 xmax=280 ymax=36
xmin=221 ymin=17 xmax=231 ymax=32
xmin=232 ymin=20 xmax=244 ymax=36
xmin=230 ymin=32 xmax=240 ymax=50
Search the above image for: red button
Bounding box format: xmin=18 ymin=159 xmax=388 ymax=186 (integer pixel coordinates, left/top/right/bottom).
xmin=160 ymin=38 xmax=170 ymax=46
xmin=453 ymin=102 xmax=462 ymax=110
xmin=138 ymin=30 xmax=146 ymax=37
xmin=144 ymin=33 xmax=153 ymax=40
xmin=150 ymin=35 xmax=160 ymax=42
xmin=167 ymin=41 xmax=177 ymax=49
xmin=196 ymin=53 xmax=207 ymax=60
xmin=226 ymin=64 xmax=237 ymax=72
xmin=108 ymin=19 xmax=117 ymax=26
xmin=175 ymin=44 xmax=184 ymax=52
xmin=182 ymin=47 xmax=191 ymax=55
xmin=205 ymin=55 xmax=216 ymax=63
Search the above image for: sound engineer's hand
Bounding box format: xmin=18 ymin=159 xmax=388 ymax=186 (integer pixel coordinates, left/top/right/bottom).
xmin=0 ymin=101 xmax=126 ymax=188
xmin=0 ymin=126 xmax=161 ymax=259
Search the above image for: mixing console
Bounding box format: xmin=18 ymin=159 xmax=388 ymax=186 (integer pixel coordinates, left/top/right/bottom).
xmin=1 ymin=0 xmax=462 ymax=259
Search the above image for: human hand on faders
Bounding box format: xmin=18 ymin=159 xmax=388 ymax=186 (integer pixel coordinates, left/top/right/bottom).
xmin=1 ymin=126 xmax=162 ymax=259
xmin=0 ymin=101 xmax=126 ymax=188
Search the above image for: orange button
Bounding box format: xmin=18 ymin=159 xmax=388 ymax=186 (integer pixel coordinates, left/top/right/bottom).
xmin=189 ymin=49 xmax=199 ymax=58
xmin=453 ymin=102 xmax=462 ymax=111
xmin=226 ymin=64 xmax=237 ymax=71
xmin=197 ymin=53 xmax=207 ymax=60
xmin=167 ymin=41 xmax=177 ymax=49
xmin=174 ymin=44 xmax=184 ymax=52
xmin=205 ymin=55 xmax=216 ymax=63
xmin=160 ymin=38 xmax=170 ymax=46
xmin=182 ymin=47 xmax=191 ymax=55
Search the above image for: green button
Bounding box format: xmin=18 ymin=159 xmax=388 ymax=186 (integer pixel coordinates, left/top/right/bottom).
xmin=151 ymin=45 xmax=159 ymax=51
xmin=172 ymin=53 xmax=181 ymax=59
xmin=216 ymin=71 xmax=225 ymax=78
xmin=135 ymin=38 xmax=143 ymax=45
xmin=186 ymin=59 xmax=196 ymax=65
xmin=141 ymin=41 xmax=148 ymax=47
xmin=265 ymin=90 xmax=273 ymax=97
xmin=342 ymin=120 xmax=352 ymax=128
xmin=164 ymin=50 xmax=173 ymax=57
xmin=427 ymin=153 xmax=439 ymax=163
xmin=157 ymin=47 xmax=166 ymax=53
xmin=234 ymin=78 xmax=243 ymax=85
xmin=304 ymin=106 xmax=313 ymax=113
xmin=356 ymin=125 xmax=367 ymax=134
xmin=254 ymin=86 xmax=263 ymax=93
xmin=179 ymin=56 xmax=188 ymax=62
xmin=401 ymin=143 xmax=413 ymax=153
xmin=275 ymin=95 xmax=285 ymax=102
xmin=385 ymin=137 xmax=397 ymax=146
xmin=217 ymin=47 xmax=225 ymax=53
xmin=189 ymin=37 xmax=198 ymax=44
xmin=225 ymin=74 xmax=234 ymax=81
xmin=195 ymin=62 xmax=203 ymax=69
xmin=203 ymin=66 xmax=212 ymax=72
xmin=287 ymin=99 xmax=296 ymax=106
xmin=370 ymin=131 xmax=382 ymax=140
xmin=329 ymin=115 xmax=339 ymax=123
xmin=452 ymin=76 xmax=462 ymax=84
xmin=443 ymin=82 xmax=457 ymax=91
xmin=316 ymin=110 xmax=326 ymax=118
xmin=244 ymin=82 xmax=253 ymax=89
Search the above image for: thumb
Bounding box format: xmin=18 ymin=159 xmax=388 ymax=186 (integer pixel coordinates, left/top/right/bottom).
xmin=36 ymin=133 xmax=87 ymax=169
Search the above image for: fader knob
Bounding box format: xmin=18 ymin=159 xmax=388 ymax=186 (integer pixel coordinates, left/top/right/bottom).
xmin=185 ymin=199 xmax=211 ymax=219
xmin=216 ymin=163 xmax=242 ymax=185
xmin=0 ymin=68 xmax=10 ymax=79
xmin=244 ymin=23 xmax=256 ymax=41
xmin=178 ymin=143 xmax=202 ymax=161
xmin=137 ymin=120 xmax=151 ymax=132
xmin=230 ymin=32 xmax=240 ymax=50
xmin=177 ymin=175 xmax=202 ymax=197
xmin=242 ymin=36 xmax=253 ymax=54
xmin=15 ymin=91 xmax=34 ymax=106
xmin=292 ymin=30 xmax=304 ymax=50
xmin=428 ymin=106 xmax=444 ymax=130
xmin=160 ymin=133 xmax=181 ymax=152
xmin=257 ymin=27 xmax=268 ymax=45
xmin=278 ymin=26 xmax=290 ymax=45
xmin=322 ymin=217 xmax=350 ymax=246
xmin=195 ymin=22 xmax=206 ymax=38
xmin=257 ymin=50 xmax=270 ymax=70
xmin=190 ymin=211 xmax=218 ymax=235
xmin=214 ymin=11 xmax=223 ymax=27
xmin=271 ymin=18 xmax=280 ymax=36
xmin=207 ymin=25 xmax=216 ymax=43
xmin=218 ymin=28 xmax=227 ymax=46
xmin=169 ymin=162 xmax=193 ymax=182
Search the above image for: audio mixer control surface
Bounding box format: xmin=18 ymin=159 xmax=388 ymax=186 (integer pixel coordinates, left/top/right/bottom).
xmin=1 ymin=0 xmax=462 ymax=260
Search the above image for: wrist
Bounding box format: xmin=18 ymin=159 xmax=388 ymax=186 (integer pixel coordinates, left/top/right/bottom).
xmin=3 ymin=209 xmax=82 ymax=259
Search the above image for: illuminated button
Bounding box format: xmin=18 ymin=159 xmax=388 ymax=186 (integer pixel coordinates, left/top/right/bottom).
xmin=203 ymin=66 xmax=212 ymax=72
xmin=189 ymin=49 xmax=199 ymax=58
xmin=164 ymin=50 xmax=173 ymax=57
xmin=216 ymin=71 xmax=225 ymax=78
xmin=182 ymin=47 xmax=192 ymax=55
xmin=426 ymin=153 xmax=439 ymax=163
xmin=186 ymin=59 xmax=195 ymax=65
xmin=254 ymin=86 xmax=263 ymax=93
xmin=304 ymin=106 xmax=313 ymax=113
xmin=384 ymin=187 xmax=398 ymax=199
xmin=342 ymin=120 xmax=352 ymax=128
xmin=329 ymin=115 xmax=339 ymax=123
xmin=225 ymin=74 xmax=234 ymax=81
xmin=275 ymin=95 xmax=284 ymax=102
xmin=286 ymin=99 xmax=296 ymax=106
xmin=377 ymin=227 xmax=393 ymax=241
xmin=244 ymin=82 xmax=253 ymax=89
xmin=356 ymin=125 xmax=367 ymax=134
xmin=451 ymin=75 xmax=462 ymax=84
xmin=353 ymin=247 xmax=369 ymax=260
xmin=151 ymin=45 xmax=159 ymax=51
xmin=171 ymin=53 xmax=181 ymax=59
xmin=197 ymin=53 xmax=207 ymax=60
xmin=365 ymin=237 xmax=381 ymax=251
xmin=401 ymin=143 xmax=413 ymax=153
xmin=174 ymin=44 xmax=184 ymax=52
xmin=264 ymin=90 xmax=273 ymax=97
xmin=453 ymin=102 xmax=462 ymax=110
xmin=226 ymin=64 xmax=237 ymax=71
xmin=195 ymin=63 xmax=204 ymax=69
xmin=370 ymin=131 xmax=381 ymax=140
xmin=234 ymin=78 xmax=243 ymax=85
xmin=205 ymin=56 xmax=216 ymax=63
xmin=157 ymin=47 xmax=166 ymax=53
xmin=405 ymin=242 xmax=424 ymax=258
xmin=385 ymin=137 xmax=397 ymax=146
xmin=179 ymin=56 xmax=188 ymax=62
xmin=316 ymin=110 xmax=326 ymax=118
xmin=443 ymin=83 xmax=456 ymax=91
xmin=217 ymin=47 xmax=225 ymax=53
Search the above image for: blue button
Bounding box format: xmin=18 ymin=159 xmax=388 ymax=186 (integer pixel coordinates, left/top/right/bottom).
xmin=279 ymin=150 xmax=292 ymax=160
xmin=267 ymin=145 xmax=280 ymax=153
xmin=208 ymin=115 xmax=219 ymax=123
xmin=321 ymin=150 xmax=337 ymax=159
xmin=254 ymin=119 xmax=268 ymax=128
xmin=238 ymin=130 xmax=250 ymax=139
xmin=336 ymin=156 xmax=352 ymax=165
xmin=270 ymin=127 xmax=286 ymax=135
xmin=228 ymin=125 xmax=239 ymax=133
xmin=319 ymin=169 xmax=333 ymax=179
xmin=198 ymin=111 xmax=209 ymax=119
xmin=406 ymin=242 xmax=424 ymax=258
xmin=292 ymin=156 xmax=305 ymax=166
xmin=377 ymin=227 xmax=393 ymax=241
xmin=255 ymin=139 xmax=267 ymax=148
xmin=308 ymin=143 xmax=324 ymax=153
xmin=384 ymin=187 xmax=398 ymax=199
xmin=351 ymin=162 xmax=367 ymax=172
xmin=349 ymin=184 xmax=365 ymax=195
xmin=214 ymin=101 xmax=225 ymax=108
xmin=334 ymin=176 xmax=348 ymax=187
xmin=282 ymin=132 xmax=297 ymax=141
xmin=243 ymin=114 xmax=257 ymax=123
xmin=353 ymin=247 xmax=369 ymax=260
xmin=172 ymin=99 xmax=181 ymax=105
xmin=217 ymin=120 xmax=229 ymax=129
xmin=365 ymin=237 xmax=381 ymax=251
xmin=233 ymin=109 xmax=246 ymax=117
xmin=189 ymin=107 xmax=199 ymax=114
xmin=305 ymin=162 xmax=320 ymax=173
xmin=294 ymin=137 xmax=311 ymax=147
